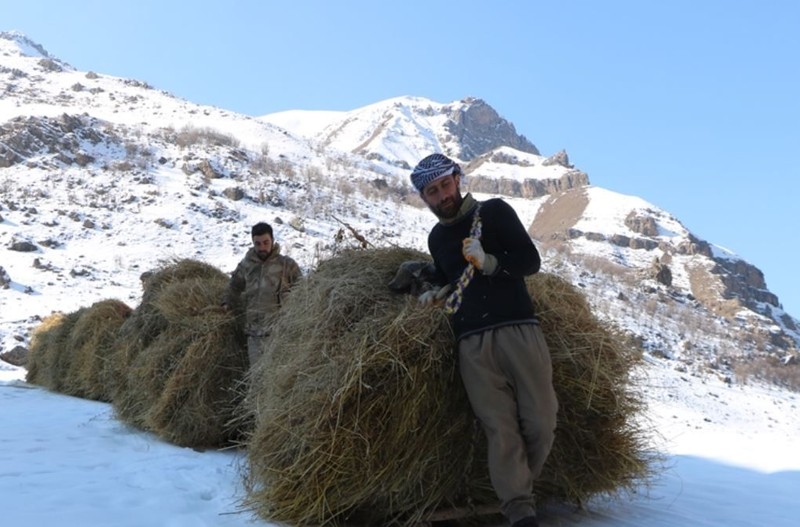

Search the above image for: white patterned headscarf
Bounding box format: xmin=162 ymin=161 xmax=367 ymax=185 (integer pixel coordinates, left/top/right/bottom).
xmin=410 ymin=153 xmax=461 ymax=192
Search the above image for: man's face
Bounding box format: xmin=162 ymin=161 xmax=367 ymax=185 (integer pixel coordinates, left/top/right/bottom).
xmin=420 ymin=174 xmax=463 ymax=219
xmin=252 ymin=233 xmax=274 ymax=261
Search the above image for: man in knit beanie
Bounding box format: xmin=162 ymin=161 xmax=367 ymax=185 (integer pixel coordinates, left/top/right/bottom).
xmin=410 ymin=153 xmax=558 ymax=527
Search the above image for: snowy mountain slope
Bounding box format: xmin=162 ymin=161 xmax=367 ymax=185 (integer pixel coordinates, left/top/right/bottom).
xmin=0 ymin=31 xmax=313 ymax=159
xmin=1 ymin=31 xmax=798 ymax=386
xmin=527 ymin=185 xmax=799 ymax=367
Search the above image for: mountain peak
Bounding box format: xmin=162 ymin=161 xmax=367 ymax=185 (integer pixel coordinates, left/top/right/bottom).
xmin=447 ymin=96 xmax=540 ymax=159
xmin=0 ymin=31 xmax=72 ymax=74
xmin=0 ymin=31 xmax=55 ymax=59
xmin=260 ymin=95 xmax=540 ymax=168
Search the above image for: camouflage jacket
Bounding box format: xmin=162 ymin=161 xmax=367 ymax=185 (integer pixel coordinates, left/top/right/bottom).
xmin=223 ymin=243 xmax=302 ymax=336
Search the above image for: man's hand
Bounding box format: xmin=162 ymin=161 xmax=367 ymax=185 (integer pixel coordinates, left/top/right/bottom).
xmin=462 ymin=237 xmax=486 ymax=270
xmin=418 ymin=284 xmax=453 ymax=306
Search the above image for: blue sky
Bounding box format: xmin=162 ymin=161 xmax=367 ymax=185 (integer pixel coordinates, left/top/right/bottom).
xmin=3 ymin=0 xmax=799 ymax=317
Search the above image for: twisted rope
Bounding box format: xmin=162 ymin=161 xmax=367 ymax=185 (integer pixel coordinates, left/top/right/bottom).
xmin=444 ymin=204 xmax=482 ymax=315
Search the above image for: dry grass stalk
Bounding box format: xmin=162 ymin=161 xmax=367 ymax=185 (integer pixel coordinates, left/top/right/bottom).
xmin=61 ymin=299 xmax=132 ymax=401
xmin=25 ymin=258 xmax=247 ymax=449
xmin=243 ymin=247 xmax=478 ymax=526
xmin=243 ymin=247 xmax=654 ymax=526
xmin=105 ymin=259 xmax=229 ymax=404
xmin=26 ymin=310 xmax=84 ymax=391
xmin=144 ymin=277 xmax=248 ymax=447
xmin=526 ymin=273 xmax=654 ymax=504
xmin=106 ymin=259 xmax=247 ymax=447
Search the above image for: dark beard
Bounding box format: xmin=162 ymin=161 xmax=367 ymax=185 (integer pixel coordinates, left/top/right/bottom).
xmin=432 ymin=193 xmax=463 ymax=219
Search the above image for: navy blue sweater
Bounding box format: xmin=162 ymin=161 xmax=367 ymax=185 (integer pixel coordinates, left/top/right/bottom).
xmin=428 ymin=197 xmax=541 ymax=340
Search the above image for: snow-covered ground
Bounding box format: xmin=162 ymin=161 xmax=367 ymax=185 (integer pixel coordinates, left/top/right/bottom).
xmin=2 ymin=357 xmax=798 ymax=527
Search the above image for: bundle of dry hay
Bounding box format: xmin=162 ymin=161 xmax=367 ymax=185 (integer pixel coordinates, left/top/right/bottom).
xmin=61 ymin=299 xmax=133 ymax=401
xmin=104 ymin=259 xmax=224 ymax=402
xmin=26 ymin=299 xmax=132 ymax=401
xmin=109 ymin=259 xmax=248 ymax=448
xmin=25 ymin=258 xmax=248 ymax=449
xmin=243 ymin=247 xmax=653 ymax=526
xmin=26 ymin=310 xmax=84 ymax=391
xmin=527 ymin=273 xmax=653 ymax=503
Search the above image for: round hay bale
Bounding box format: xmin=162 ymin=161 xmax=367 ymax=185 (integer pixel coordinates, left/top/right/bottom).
xmin=113 ymin=328 xmax=195 ymax=429
xmin=61 ymin=299 xmax=132 ymax=401
xmin=107 ymin=259 xmax=247 ymax=448
xmin=243 ymin=247 xmax=483 ymax=526
xmin=25 ymin=310 xmax=85 ymax=391
xmin=243 ymin=247 xmax=653 ymax=526
xmin=104 ymin=258 xmax=228 ymax=402
xmin=144 ymin=276 xmax=248 ymax=447
xmin=527 ymin=273 xmax=653 ymax=503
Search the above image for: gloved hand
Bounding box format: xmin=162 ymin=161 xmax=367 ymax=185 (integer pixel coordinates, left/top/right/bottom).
xmin=418 ymin=284 xmax=454 ymax=306
xmin=462 ymin=237 xmax=486 ymax=270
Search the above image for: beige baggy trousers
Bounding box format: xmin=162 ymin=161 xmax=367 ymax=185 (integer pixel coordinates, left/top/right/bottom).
xmin=458 ymin=323 xmax=558 ymax=524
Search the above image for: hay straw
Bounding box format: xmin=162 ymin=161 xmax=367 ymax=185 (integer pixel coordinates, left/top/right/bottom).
xmin=105 ymin=259 xmax=230 ymax=404
xmin=144 ymin=276 xmax=248 ymax=447
xmin=25 ymin=310 xmax=84 ymax=391
xmin=243 ymin=247 xmax=654 ymax=526
xmin=527 ymin=273 xmax=653 ymax=503
xmin=244 ymin=248 xmax=485 ymax=525
xmin=105 ymin=259 xmax=228 ymax=408
xmin=113 ymin=328 xmax=195 ymax=429
xmin=105 ymin=259 xmax=248 ymax=447
xmin=25 ymin=258 xmax=247 ymax=449
xmin=61 ymin=299 xmax=132 ymax=401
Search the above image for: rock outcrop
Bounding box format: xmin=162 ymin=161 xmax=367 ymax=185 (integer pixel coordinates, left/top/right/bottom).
xmin=446 ymin=97 xmax=540 ymax=160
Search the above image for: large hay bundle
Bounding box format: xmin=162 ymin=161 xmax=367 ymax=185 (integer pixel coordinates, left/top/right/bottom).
xmin=61 ymin=299 xmax=132 ymax=401
xmin=145 ymin=277 xmax=248 ymax=447
xmin=109 ymin=259 xmax=248 ymax=448
xmin=244 ymin=248 xmax=476 ymax=526
xmin=25 ymin=310 xmax=85 ymax=391
xmin=244 ymin=247 xmax=652 ymax=526
xmin=528 ymin=273 xmax=651 ymax=503
xmin=104 ymin=259 xmax=225 ymax=401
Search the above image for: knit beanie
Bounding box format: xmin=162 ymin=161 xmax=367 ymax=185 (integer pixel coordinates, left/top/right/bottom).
xmin=409 ymin=153 xmax=461 ymax=192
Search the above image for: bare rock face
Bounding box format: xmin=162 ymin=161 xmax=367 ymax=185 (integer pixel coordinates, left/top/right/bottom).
xmin=542 ymin=149 xmax=573 ymax=168
xmin=651 ymin=259 xmax=673 ymax=287
xmin=712 ymin=257 xmax=779 ymax=309
xmin=199 ymin=159 xmax=222 ymax=180
xmin=625 ymin=211 xmax=659 ymax=237
xmin=467 ymin=169 xmax=590 ymax=199
xmin=223 ymin=187 xmax=245 ymax=201
xmin=8 ymin=240 xmax=38 ymax=252
xmin=466 ymin=171 xmax=589 ymax=199
xmin=445 ymin=98 xmax=540 ymax=160
xmin=0 ymin=265 xmax=10 ymax=288
xmin=676 ymin=234 xmax=714 ymax=258
xmin=0 ymin=114 xmax=107 ymax=168
xmin=0 ymin=346 xmax=28 ymax=367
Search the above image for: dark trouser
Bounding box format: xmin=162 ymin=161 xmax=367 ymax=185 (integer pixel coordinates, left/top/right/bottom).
xmin=458 ymin=324 xmax=558 ymax=524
